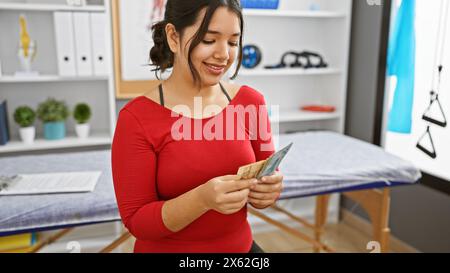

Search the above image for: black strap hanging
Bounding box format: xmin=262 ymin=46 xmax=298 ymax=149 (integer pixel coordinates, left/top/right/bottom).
xmin=422 ymin=0 xmax=448 ymax=128
xmin=422 ymin=90 xmax=447 ymax=127
xmin=417 ymin=0 xmax=449 ymax=158
xmin=416 ymin=126 xmax=437 ymax=159
xmin=158 ymin=83 xmax=165 ymax=106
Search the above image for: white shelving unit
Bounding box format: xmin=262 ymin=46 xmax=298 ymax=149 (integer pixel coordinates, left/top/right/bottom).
xmin=0 ymin=75 xmax=108 ymax=83
xmin=0 ymin=0 xmax=120 ymax=252
xmin=0 ymin=2 xmax=105 ymax=12
xmin=233 ymin=0 xmax=353 ymax=229
xmin=270 ymin=109 xmax=341 ymax=123
xmin=242 ymin=9 xmax=347 ymax=18
xmin=0 ymin=0 xmax=116 ymax=155
xmin=230 ymin=0 xmax=352 ymax=135
xmin=239 ymin=67 xmax=341 ymax=77
xmin=0 ymin=132 xmax=112 ymax=153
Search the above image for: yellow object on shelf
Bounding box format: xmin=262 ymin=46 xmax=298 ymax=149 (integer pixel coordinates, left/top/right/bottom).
xmin=19 ymin=15 xmax=31 ymax=58
xmin=0 ymin=233 xmax=38 ymax=252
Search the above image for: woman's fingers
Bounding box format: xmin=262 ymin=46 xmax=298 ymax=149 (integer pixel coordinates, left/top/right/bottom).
xmin=259 ymin=172 xmax=283 ymax=184
xmin=248 ymin=191 xmax=279 ymax=200
xmin=248 ymin=197 xmax=274 ymax=207
xmin=223 ymin=178 xmax=257 ymax=193
xmin=223 ymin=199 xmax=248 ymax=211
xmin=251 ymin=182 xmax=282 ymax=193
xmin=223 ymin=188 xmax=249 ymax=203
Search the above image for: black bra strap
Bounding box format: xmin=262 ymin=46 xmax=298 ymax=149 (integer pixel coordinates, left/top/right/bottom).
xmin=158 ymin=83 xmax=164 ymax=106
xmin=159 ymin=82 xmax=231 ymax=106
xmin=219 ymin=82 xmax=232 ymax=102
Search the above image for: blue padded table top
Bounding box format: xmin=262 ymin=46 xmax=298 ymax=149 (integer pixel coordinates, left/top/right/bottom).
xmin=0 ymin=150 xmax=120 ymax=236
xmin=277 ymin=131 xmax=421 ymax=199
xmin=0 ymin=131 xmax=421 ymax=236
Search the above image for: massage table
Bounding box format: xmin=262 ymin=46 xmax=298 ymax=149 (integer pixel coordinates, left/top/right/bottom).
xmin=0 ymin=131 xmax=421 ymax=253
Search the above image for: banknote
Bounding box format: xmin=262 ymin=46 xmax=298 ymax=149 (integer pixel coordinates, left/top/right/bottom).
xmin=237 ymin=160 xmax=266 ymax=179
xmin=236 ymin=142 xmax=294 ymax=180
xmin=256 ymin=142 xmax=293 ymax=179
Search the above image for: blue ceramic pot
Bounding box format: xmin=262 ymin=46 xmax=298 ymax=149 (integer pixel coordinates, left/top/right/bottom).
xmin=43 ymin=121 xmax=66 ymax=140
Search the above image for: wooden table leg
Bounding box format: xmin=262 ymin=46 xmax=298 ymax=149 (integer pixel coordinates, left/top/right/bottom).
xmin=373 ymin=188 xmax=391 ymax=253
xmin=248 ymin=206 xmax=334 ymax=252
xmin=99 ymin=231 xmax=132 ymax=253
xmin=343 ymin=188 xmax=391 ymax=253
xmin=314 ymin=194 xmax=330 ymax=253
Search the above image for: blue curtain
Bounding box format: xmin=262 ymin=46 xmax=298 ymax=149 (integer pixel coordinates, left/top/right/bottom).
xmin=387 ymin=0 xmax=416 ymax=134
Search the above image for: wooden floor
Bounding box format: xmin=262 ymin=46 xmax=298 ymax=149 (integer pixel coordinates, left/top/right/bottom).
xmin=252 ymin=222 xmax=380 ymax=253
xmin=117 ymin=220 xmax=413 ymax=253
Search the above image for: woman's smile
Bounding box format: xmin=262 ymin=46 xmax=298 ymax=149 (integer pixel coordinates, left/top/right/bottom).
xmin=203 ymin=62 xmax=225 ymax=75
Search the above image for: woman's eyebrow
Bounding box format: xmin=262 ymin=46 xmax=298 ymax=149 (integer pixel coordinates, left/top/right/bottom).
xmin=207 ymin=30 xmax=241 ymax=37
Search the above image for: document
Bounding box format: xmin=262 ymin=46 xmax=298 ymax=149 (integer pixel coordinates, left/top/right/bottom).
xmin=0 ymin=171 xmax=102 ymax=196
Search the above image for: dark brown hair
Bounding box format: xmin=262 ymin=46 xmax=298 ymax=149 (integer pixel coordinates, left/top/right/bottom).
xmin=149 ymin=0 xmax=244 ymax=87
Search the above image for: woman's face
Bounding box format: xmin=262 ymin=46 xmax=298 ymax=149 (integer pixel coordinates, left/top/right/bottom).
xmin=174 ymin=7 xmax=241 ymax=87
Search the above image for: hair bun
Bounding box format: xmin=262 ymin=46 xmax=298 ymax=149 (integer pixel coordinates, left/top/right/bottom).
xmin=149 ymin=21 xmax=173 ymax=74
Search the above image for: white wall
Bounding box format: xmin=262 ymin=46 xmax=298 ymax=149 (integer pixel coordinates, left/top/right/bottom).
xmin=384 ymin=0 xmax=450 ymax=182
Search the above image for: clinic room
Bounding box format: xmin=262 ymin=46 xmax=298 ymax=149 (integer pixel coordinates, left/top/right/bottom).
xmin=0 ymin=0 xmax=449 ymax=255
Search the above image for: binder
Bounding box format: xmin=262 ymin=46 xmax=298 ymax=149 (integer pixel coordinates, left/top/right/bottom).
xmin=73 ymin=12 xmax=94 ymax=76
xmin=0 ymin=233 xmax=37 ymax=252
xmin=0 ymin=99 xmax=10 ymax=146
xmin=53 ymin=12 xmax=77 ymax=76
xmin=90 ymin=12 xmax=108 ymax=76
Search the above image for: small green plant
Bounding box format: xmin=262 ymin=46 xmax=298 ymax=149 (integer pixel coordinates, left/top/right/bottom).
xmin=37 ymin=97 xmax=69 ymax=123
xmin=13 ymin=106 xmax=36 ymax=128
xmin=73 ymin=103 xmax=92 ymax=124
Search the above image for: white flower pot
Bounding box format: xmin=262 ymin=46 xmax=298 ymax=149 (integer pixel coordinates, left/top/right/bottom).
xmin=19 ymin=126 xmax=35 ymax=144
xmin=75 ymin=123 xmax=90 ymax=139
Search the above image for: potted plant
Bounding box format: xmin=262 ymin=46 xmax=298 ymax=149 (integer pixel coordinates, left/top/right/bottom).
xmin=37 ymin=98 xmax=69 ymax=140
xmin=73 ymin=103 xmax=92 ymax=138
xmin=13 ymin=106 xmax=36 ymax=144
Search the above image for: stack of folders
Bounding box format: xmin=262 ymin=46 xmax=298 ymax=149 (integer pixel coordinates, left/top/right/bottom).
xmin=0 ymin=233 xmax=38 ymax=253
xmin=54 ymin=12 xmax=108 ymax=77
xmin=0 ymin=99 xmax=10 ymax=146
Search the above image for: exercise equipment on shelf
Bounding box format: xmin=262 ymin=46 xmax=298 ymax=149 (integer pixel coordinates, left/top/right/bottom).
xmin=301 ymin=105 xmax=336 ymax=113
xmin=240 ymin=0 xmax=279 ymax=10
xmin=242 ymin=44 xmax=262 ymax=69
xmin=264 ymin=51 xmax=328 ymax=70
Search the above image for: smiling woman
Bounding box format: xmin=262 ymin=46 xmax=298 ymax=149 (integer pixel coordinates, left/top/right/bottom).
xmin=149 ymin=0 xmax=244 ymax=89
xmin=111 ymin=0 xmax=283 ymax=254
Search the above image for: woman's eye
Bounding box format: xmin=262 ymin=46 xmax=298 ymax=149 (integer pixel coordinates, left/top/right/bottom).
xmin=202 ymin=40 xmax=239 ymax=47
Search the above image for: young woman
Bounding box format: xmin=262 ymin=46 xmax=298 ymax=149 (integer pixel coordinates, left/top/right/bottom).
xmin=111 ymin=0 xmax=284 ymax=253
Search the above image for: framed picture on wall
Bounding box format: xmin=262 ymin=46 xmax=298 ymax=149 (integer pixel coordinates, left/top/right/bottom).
xmin=111 ymin=0 xmax=168 ymax=99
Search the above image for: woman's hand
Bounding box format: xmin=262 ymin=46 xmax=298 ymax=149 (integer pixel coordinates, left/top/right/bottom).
xmin=198 ymin=175 xmax=258 ymax=215
xmin=248 ymin=171 xmax=284 ymax=209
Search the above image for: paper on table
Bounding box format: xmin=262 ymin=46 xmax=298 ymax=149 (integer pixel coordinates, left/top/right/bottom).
xmin=0 ymin=171 xmax=102 ymax=196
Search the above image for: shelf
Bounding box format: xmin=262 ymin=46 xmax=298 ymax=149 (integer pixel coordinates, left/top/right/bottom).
xmin=0 ymin=133 xmax=112 ymax=154
xmin=270 ymin=109 xmax=341 ymax=123
xmin=239 ymin=67 xmax=341 ymax=77
xmin=0 ymin=3 xmax=105 ymax=12
xmin=0 ymin=75 xmax=109 ymax=83
xmin=243 ymin=9 xmax=347 ymax=18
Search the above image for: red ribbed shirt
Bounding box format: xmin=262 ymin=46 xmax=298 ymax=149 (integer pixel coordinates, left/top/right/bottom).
xmin=111 ymin=85 xmax=275 ymax=253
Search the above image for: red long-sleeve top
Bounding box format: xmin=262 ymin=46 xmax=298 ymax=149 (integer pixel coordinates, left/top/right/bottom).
xmin=111 ymin=85 xmax=275 ymax=253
